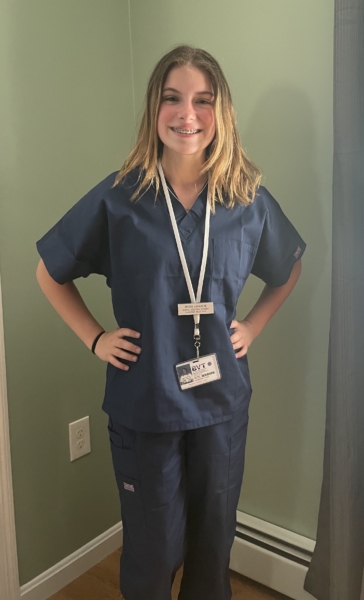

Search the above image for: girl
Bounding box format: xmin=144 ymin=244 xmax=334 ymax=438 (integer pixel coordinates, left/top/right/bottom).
xmin=36 ymin=45 xmax=305 ymax=600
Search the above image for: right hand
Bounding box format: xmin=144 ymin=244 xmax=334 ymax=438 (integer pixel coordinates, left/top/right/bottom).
xmin=94 ymin=328 xmax=141 ymax=371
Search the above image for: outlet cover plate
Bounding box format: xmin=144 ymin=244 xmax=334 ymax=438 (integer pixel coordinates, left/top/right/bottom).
xmin=69 ymin=416 xmax=91 ymax=461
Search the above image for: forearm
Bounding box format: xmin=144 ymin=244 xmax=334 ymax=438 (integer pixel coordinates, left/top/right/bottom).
xmin=36 ymin=259 xmax=104 ymax=350
xmin=243 ymin=259 xmax=302 ymax=338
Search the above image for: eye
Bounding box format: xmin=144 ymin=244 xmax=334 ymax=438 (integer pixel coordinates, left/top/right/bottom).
xmin=162 ymin=96 xmax=179 ymax=103
xmin=196 ymin=98 xmax=213 ymax=105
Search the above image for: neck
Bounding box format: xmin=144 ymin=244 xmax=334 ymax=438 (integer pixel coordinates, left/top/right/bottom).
xmin=160 ymin=149 xmax=206 ymax=189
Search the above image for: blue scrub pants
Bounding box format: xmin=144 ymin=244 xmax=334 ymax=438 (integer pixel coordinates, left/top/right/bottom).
xmin=108 ymin=404 xmax=249 ymax=600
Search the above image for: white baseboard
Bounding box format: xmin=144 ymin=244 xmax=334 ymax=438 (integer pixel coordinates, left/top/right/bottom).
xmin=20 ymin=523 xmax=123 ymax=600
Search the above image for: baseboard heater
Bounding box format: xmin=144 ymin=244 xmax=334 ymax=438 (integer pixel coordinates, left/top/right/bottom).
xmin=236 ymin=513 xmax=313 ymax=566
xmin=231 ymin=512 xmax=316 ymax=600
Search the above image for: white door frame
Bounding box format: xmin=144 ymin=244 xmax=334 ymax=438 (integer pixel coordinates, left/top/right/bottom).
xmin=0 ymin=275 xmax=20 ymax=600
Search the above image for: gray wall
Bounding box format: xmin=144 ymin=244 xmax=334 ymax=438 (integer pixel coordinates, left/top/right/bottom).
xmin=0 ymin=0 xmax=333 ymax=585
xmin=0 ymin=0 xmax=135 ymax=585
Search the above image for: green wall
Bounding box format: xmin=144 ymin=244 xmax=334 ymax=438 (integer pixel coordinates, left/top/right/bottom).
xmin=0 ymin=0 xmax=135 ymax=585
xmin=129 ymin=0 xmax=333 ymax=539
xmin=0 ymin=0 xmax=333 ymax=587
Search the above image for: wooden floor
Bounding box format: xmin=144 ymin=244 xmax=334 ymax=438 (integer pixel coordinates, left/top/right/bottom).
xmin=49 ymin=548 xmax=291 ymax=600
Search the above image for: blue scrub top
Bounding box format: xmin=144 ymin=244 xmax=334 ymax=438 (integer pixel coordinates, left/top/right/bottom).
xmin=36 ymin=168 xmax=306 ymax=432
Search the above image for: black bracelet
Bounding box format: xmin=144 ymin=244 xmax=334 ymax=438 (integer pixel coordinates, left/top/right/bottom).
xmin=91 ymin=331 xmax=105 ymax=354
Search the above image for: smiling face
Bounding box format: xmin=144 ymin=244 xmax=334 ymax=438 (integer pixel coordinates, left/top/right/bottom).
xmin=157 ymin=65 xmax=216 ymax=163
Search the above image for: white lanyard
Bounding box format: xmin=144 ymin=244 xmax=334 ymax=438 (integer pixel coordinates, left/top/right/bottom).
xmin=158 ymin=162 xmax=211 ymax=355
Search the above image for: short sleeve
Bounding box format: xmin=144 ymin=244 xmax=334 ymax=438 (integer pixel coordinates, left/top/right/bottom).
xmin=251 ymin=186 xmax=306 ymax=287
xmin=36 ymin=173 xmax=116 ymax=285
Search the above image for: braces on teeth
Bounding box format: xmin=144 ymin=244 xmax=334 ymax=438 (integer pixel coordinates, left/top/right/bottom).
xmin=173 ymin=128 xmax=200 ymax=134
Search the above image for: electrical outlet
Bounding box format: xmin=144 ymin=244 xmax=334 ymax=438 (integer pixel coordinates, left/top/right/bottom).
xmin=69 ymin=416 xmax=91 ymax=461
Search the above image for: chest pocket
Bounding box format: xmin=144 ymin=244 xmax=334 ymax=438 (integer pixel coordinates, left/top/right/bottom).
xmin=211 ymin=239 xmax=256 ymax=306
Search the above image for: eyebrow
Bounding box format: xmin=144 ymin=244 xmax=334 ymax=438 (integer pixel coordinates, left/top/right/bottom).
xmin=163 ymin=87 xmax=214 ymax=96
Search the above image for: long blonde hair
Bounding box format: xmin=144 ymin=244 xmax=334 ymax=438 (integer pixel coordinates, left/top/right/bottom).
xmin=112 ymin=45 xmax=261 ymax=210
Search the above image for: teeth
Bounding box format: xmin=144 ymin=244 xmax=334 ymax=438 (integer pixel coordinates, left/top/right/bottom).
xmin=172 ymin=128 xmax=200 ymax=134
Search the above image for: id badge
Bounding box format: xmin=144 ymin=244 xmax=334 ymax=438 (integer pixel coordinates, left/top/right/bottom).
xmin=176 ymin=353 xmax=221 ymax=391
xmin=178 ymin=302 xmax=214 ymax=316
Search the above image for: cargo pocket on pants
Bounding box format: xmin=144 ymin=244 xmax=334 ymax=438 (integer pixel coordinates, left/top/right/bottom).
xmin=108 ymin=420 xmax=148 ymax=547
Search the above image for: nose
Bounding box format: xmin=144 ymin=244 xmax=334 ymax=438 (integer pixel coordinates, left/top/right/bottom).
xmin=178 ymin=99 xmax=196 ymax=122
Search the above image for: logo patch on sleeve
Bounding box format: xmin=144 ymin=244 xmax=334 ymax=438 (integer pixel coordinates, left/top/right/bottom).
xmin=123 ymin=482 xmax=135 ymax=492
xmin=293 ymin=246 xmax=302 ymax=259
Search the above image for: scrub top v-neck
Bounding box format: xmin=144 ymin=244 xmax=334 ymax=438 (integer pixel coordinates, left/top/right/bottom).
xmin=162 ymin=179 xmax=207 ymax=239
xmin=36 ymin=167 xmax=306 ymax=432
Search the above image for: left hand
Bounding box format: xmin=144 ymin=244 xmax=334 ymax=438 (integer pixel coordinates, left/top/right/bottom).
xmin=230 ymin=319 xmax=255 ymax=358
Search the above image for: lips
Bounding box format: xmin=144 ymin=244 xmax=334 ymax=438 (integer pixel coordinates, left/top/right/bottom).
xmin=171 ymin=127 xmax=201 ymax=135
